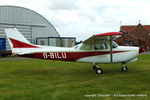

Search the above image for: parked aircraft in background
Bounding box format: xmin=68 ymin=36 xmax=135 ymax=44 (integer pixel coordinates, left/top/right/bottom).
xmin=5 ymin=28 xmax=145 ymax=74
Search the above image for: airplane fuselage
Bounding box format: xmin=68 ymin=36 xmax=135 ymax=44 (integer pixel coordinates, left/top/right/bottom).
xmin=20 ymin=45 xmax=139 ymax=64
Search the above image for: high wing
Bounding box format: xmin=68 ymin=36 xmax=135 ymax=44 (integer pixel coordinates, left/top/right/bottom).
xmin=83 ymin=32 xmax=123 ymax=44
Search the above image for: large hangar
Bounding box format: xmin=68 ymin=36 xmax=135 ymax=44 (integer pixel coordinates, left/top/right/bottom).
xmin=0 ymin=6 xmax=75 ymax=54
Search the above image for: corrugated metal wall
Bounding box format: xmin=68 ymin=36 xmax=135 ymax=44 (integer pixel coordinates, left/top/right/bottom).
xmin=0 ymin=6 xmax=60 ymax=50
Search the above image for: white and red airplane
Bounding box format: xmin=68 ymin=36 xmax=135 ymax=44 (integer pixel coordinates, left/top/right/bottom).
xmin=5 ymin=28 xmax=145 ymax=74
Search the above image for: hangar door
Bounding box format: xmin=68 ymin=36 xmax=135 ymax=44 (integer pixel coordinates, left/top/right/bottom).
xmin=0 ymin=24 xmax=32 ymax=50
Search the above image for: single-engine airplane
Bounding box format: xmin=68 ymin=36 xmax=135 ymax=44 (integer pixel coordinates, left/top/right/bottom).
xmin=5 ymin=28 xmax=145 ymax=74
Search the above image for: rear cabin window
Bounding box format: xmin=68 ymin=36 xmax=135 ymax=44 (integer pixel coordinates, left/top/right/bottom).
xmin=80 ymin=44 xmax=92 ymax=50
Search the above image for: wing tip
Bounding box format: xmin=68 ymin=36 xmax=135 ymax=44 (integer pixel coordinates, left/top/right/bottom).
xmin=94 ymin=32 xmax=123 ymax=36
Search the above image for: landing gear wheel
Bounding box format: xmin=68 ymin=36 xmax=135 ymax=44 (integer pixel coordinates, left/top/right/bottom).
xmin=122 ymin=65 xmax=128 ymax=72
xmin=93 ymin=64 xmax=103 ymax=74
xmin=96 ymin=68 xmax=103 ymax=74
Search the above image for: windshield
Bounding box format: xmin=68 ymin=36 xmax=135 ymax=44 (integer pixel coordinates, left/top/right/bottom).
xmin=112 ymin=42 xmax=118 ymax=48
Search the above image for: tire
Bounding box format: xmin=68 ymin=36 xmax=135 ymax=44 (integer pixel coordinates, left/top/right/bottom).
xmin=93 ymin=65 xmax=96 ymax=70
xmin=122 ymin=65 xmax=128 ymax=72
xmin=96 ymin=68 xmax=103 ymax=74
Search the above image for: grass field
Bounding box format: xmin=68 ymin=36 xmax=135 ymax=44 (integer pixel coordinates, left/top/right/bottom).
xmin=0 ymin=54 xmax=150 ymax=100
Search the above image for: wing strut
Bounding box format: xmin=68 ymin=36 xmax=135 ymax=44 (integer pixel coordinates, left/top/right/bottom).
xmin=109 ymin=36 xmax=113 ymax=63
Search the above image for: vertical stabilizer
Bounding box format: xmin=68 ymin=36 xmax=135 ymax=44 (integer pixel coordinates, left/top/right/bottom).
xmin=5 ymin=28 xmax=38 ymax=55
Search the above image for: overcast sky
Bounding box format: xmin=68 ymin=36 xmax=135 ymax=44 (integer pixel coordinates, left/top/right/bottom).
xmin=0 ymin=0 xmax=150 ymax=41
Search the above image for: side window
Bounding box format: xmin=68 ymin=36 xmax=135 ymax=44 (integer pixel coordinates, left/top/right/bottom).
xmin=94 ymin=43 xmax=107 ymax=50
xmin=80 ymin=44 xmax=92 ymax=50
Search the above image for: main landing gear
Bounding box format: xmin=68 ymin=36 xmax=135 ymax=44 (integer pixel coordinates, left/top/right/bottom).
xmin=93 ymin=64 xmax=128 ymax=74
xmin=93 ymin=64 xmax=103 ymax=74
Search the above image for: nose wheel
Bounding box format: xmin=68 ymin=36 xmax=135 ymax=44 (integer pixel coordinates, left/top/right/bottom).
xmin=93 ymin=65 xmax=103 ymax=74
xmin=122 ymin=65 xmax=128 ymax=72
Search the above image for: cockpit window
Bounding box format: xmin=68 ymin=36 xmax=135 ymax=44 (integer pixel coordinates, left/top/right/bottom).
xmin=112 ymin=42 xmax=118 ymax=48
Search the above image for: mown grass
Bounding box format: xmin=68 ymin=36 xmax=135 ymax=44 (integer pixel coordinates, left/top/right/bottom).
xmin=0 ymin=54 xmax=150 ymax=100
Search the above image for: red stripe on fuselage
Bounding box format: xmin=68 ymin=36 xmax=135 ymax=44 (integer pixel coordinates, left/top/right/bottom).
xmin=9 ymin=38 xmax=39 ymax=48
xmin=22 ymin=51 xmax=128 ymax=61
